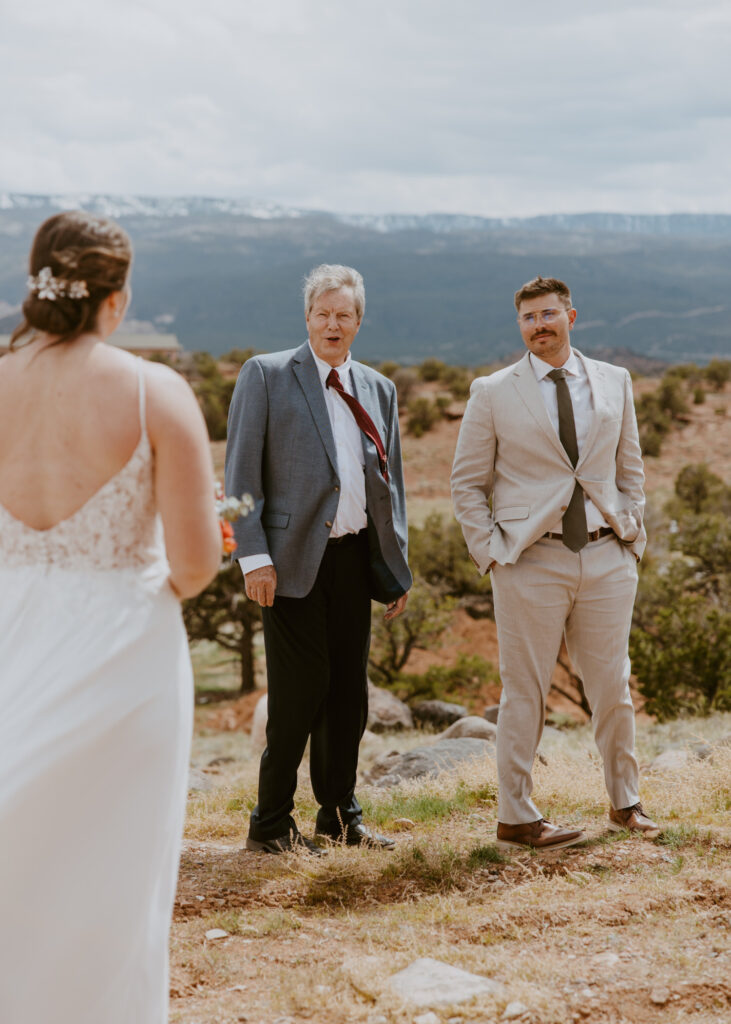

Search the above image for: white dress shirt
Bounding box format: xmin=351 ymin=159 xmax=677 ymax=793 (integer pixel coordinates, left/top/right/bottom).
xmin=239 ymin=342 xmax=368 ymax=577
xmin=529 ymin=349 xmax=609 ymax=533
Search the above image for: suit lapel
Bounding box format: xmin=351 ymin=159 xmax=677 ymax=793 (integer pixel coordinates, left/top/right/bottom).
xmin=575 ymin=349 xmax=604 ymax=467
xmin=292 ymin=343 xmax=338 ymax=475
xmin=511 ymin=354 xmax=572 ymax=467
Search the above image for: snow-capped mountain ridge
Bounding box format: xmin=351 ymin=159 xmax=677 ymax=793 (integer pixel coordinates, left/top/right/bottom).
xmin=3 ymin=193 xmax=731 ymax=237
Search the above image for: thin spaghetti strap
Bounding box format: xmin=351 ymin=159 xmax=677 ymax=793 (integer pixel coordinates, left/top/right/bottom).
xmin=136 ymin=357 xmax=148 ymax=440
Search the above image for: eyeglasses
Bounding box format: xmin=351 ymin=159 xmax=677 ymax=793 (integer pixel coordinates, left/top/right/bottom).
xmin=517 ymin=308 xmax=566 ymax=326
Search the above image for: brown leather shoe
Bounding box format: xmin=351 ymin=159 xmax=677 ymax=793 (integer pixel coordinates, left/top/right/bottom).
xmin=608 ymin=803 xmax=661 ymax=838
xmin=496 ymin=818 xmax=586 ymax=852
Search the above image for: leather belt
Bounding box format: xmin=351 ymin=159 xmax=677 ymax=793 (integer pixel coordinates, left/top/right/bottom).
xmin=543 ymin=526 xmax=615 ymax=543
xmin=327 ymin=529 xmax=367 ymax=547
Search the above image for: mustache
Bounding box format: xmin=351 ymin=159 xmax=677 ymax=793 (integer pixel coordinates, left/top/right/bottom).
xmin=531 ymin=329 xmax=556 ymax=340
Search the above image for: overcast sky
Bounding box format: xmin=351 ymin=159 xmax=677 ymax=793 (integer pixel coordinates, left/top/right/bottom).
xmin=2 ymin=0 xmax=730 ymax=217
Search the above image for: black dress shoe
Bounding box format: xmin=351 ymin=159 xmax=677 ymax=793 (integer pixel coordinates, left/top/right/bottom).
xmin=246 ymin=831 xmax=325 ymax=856
xmin=315 ymin=822 xmax=395 ymax=849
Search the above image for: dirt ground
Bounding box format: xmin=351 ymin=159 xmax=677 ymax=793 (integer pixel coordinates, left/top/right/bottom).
xmin=188 ymin=378 xmax=731 ymax=1023
xmin=172 ymin=726 xmax=731 ymax=1024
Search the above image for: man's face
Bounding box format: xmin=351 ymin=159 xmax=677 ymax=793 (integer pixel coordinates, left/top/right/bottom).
xmin=517 ymin=292 xmax=576 ymax=367
xmin=306 ymin=286 xmax=362 ymax=367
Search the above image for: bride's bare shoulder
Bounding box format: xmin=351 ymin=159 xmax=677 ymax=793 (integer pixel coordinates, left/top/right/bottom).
xmin=141 ymin=358 xmax=207 ymax=440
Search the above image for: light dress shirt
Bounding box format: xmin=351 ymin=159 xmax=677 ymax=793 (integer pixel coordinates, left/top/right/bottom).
xmin=239 ymin=342 xmax=368 ymax=578
xmin=529 ymin=349 xmax=609 ymax=534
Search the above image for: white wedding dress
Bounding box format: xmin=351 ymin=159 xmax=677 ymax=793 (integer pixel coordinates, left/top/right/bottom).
xmin=0 ymin=364 xmax=193 ymax=1024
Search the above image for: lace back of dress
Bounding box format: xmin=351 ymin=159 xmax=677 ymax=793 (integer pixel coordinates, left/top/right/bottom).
xmin=0 ymin=359 xmax=164 ymax=571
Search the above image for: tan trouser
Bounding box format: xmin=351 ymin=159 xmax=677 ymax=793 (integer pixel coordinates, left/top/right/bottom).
xmin=491 ymin=533 xmax=640 ymax=824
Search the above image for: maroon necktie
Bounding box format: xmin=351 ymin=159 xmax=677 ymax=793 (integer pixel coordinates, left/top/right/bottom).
xmin=326 ymin=368 xmax=389 ymax=482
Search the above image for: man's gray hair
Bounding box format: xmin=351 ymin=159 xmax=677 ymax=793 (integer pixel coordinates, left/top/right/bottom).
xmin=303 ymin=264 xmax=365 ymax=320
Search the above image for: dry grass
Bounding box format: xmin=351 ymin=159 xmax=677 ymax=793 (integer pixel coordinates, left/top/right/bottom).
xmin=172 ymin=718 xmax=731 ymax=1024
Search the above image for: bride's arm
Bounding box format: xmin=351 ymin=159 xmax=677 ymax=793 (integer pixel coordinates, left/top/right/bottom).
xmin=145 ymin=362 xmax=221 ymax=599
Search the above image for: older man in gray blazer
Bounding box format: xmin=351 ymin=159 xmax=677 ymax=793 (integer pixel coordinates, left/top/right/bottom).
xmin=225 ymin=264 xmax=411 ymax=855
xmin=452 ymin=275 xmax=660 ymax=852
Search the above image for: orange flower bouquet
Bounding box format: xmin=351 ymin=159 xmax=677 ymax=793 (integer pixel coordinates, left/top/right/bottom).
xmin=215 ymin=483 xmax=254 ymax=557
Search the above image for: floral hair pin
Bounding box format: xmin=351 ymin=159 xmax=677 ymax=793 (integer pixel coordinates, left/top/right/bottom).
xmin=27 ymin=266 xmax=90 ymax=301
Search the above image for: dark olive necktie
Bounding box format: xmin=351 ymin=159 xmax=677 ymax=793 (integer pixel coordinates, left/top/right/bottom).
xmin=326 ymin=368 xmax=389 ymax=481
xmin=547 ymin=368 xmax=588 ymax=552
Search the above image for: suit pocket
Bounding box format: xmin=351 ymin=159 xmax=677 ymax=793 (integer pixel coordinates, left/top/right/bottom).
xmin=494 ymin=506 xmax=530 ymax=523
xmin=262 ymin=511 xmax=290 ymax=529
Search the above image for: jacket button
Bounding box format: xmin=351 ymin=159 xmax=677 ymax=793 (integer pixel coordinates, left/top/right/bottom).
xmin=334 ymin=486 xmax=340 ymax=492
xmin=325 ymin=521 xmax=333 ymax=528
xmin=561 ymin=505 xmax=568 ymax=511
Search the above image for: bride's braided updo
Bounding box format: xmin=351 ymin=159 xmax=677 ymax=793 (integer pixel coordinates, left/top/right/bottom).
xmin=11 ymin=210 xmax=132 ymax=350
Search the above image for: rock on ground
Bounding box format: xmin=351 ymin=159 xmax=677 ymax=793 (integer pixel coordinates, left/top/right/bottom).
xmin=412 ymin=700 xmax=468 ymax=728
xmin=483 ymin=703 xmax=500 ymax=724
xmin=367 ymin=682 xmax=414 ymax=731
xmin=502 ymin=1001 xmax=530 ymax=1019
xmin=364 ymin=738 xmax=495 ymax=787
xmin=439 ymin=716 xmax=497 ymax=742
xmin=650 ymin=748 xmax=696 ymax=771
xmin=387 ymin=956 xmax=502 ymax=1008
xmin=187 ymin=767 xmax=214 ymax=793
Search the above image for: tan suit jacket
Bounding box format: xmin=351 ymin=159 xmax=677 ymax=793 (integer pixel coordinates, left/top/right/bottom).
xmin=451 ymin=349 xmax=646 ymax=572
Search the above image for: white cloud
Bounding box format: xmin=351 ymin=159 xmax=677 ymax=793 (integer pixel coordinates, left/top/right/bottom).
xmin=1 ymin=0 xmax=730 ymax=215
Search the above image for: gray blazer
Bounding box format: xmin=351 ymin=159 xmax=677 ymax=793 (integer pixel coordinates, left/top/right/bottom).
xmin=225 ymin=342 xmax=412 ymax=602
xmin=451 ymin=349 xmax=647 ymax=571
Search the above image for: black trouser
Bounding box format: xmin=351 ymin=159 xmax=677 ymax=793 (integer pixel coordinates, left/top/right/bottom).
xmin=248 ymin=531 xmax=371 ymax=841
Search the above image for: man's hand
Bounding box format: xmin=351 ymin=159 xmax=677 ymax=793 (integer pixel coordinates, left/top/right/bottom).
xmin=384 ymin=591 xmax=409 ymax=621
xmin=245 ymin=565 xmax=277 ymax=607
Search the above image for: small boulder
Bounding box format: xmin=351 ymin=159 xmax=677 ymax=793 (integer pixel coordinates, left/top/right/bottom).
xmin=365 ymin=738 xmax=495 ymax=787
xmin=188 ymin=767 xmax=214 ymax=793
xmin=364 ymin=749 xmax=403 ymax=784
xmin=250 ymin=693 xmax=268 ymax=752
xmin=367 ymin=682 xmax=414 ymax=731
xmin=412 ymin=700 xmax=468 ymax=728
xmin=483 ymin=704 xmax=500 ymax=724
xmin=439 ymin=716 xmax=497 ymax=742
xmin=649 ymin=748 xmax=695 ymax=772
xmin=502 ymin=1002 xmax=530 ymax=1020
xmin=387 ymin=956 xmax=502 ymax=1008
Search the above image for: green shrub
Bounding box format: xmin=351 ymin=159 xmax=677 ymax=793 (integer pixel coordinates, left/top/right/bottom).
xmin=630 ymin=598 xmax=731 ymax=720
xmin=636 ymin=393 xmax=672 ymax=456
xmin=693 ymin=386 xmax=706 ymax=405
xmin=221 ymin=347 xmax=255 ymax=367
xmin=418 ymin=357 xmax=448 ymax=382
xmin=368 ymin=580 xmax=457 ymax=686
xmin=673 ymin=464 xmax=728 ymax=516
xmin=639 ymin=428 xmax=664 ymax=457
xmin=409 ymin=512 xmax=492 ymax=601
xmin=630 ymin=463 xmax=731 ymax=720
xmin=392 ymin=367 xmax=419 ymax=408
xmin=407 ymin=397 xmax=442 ymax=437
xmin=657 ymin=375 xmax=689 ymax=419
xmin=672 ymin=513 xmax=731 ymax=580
xmin=378 ymin=360 xmax=401 ymax=379
xmin=442 ymin=366 xmax=472 ymax=400
xmin=393 ymin=653 xmax=499 ymax=704
xmin=704 ymin=359 xmax=731 ymax=390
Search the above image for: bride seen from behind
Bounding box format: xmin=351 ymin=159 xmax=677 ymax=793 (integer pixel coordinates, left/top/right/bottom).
xmin=0 ymin=211 xmax=221 ymax=1024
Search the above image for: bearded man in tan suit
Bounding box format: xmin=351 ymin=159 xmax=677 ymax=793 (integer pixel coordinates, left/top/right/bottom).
xmin=451 ymin=276 xmax=661 ymax=851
